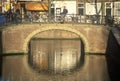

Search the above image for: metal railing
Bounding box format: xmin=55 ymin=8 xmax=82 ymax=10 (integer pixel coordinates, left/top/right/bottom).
xmin=0 ymin=13 xmax=119 ymax=26
xmin=23 ymin=14 xmax=103 ymax=24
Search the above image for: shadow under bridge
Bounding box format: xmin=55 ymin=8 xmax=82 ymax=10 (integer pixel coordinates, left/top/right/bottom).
xmin=28 ymin=29 xmax=85 ymax=74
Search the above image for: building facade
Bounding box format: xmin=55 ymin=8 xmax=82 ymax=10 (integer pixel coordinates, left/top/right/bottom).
xmin=1 ymin=0 xmax=120 ymax=23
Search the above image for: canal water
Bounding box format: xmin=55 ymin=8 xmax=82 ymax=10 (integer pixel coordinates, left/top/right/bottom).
xmin=29 ymin=39 xmax=83 ymax=74
xmin=1 ymin=54 xmax=110 ymax=81
xmin=1 ymin=39 xmax=111 ymax=81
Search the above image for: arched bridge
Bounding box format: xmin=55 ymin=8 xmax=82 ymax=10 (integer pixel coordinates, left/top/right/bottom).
xmin=2 ymin=24 xmax=109 ymax=54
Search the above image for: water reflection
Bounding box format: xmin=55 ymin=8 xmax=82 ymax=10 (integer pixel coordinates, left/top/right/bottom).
xmin=0 ymin=55 xmax=2 ymax=79
xmin=106 ymin=54 xmax=120 ymax=81
xmin=28 ymin=39 xmax=84 ymax=74
xmin=1 ymin=54 xmax=110 ymax=81
xmin=0 ymin=31 xmax=3 ymax=78
xmin=105 ymin=30 xmax=120 ymax=81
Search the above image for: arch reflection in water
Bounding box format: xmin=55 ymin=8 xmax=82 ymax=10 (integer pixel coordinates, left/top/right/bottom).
xmin=28 ymin=38 xmax=84 ymax=74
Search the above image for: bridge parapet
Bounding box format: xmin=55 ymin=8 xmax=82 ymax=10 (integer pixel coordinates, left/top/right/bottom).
xmin=2 ymin=24 xmax=109 ymax=54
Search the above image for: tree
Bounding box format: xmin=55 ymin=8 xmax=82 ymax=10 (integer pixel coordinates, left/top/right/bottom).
xmin=48 ymin=0 xmax=51 ymax=17
xmin=101 ymin=0 xmax=105 ymax=24
xmin=86 ymin=0 xmax=105 ymax=24
xmin=48 ymin=0 xmax=54 ymax=16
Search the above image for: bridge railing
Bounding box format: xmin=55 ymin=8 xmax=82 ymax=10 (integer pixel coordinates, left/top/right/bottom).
xmin=23 ymin=14 xmax=104 ymax=24
xmin=0 ymin=13 xmax=116 ymax=26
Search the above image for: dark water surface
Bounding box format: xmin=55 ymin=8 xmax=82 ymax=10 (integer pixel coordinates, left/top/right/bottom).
xmin=0 ymin=54 xmax=111 ymax=81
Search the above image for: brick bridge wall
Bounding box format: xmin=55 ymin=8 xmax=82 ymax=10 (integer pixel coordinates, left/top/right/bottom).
xmin=2 ymin=24 xmax=109 ymax=54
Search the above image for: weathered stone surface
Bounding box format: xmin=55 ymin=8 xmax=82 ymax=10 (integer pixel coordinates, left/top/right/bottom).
xmin=2 ymin=24 xmax=109 ymax=54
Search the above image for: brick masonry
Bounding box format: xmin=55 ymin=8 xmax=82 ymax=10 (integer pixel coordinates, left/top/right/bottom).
xmin=2 ymin=24 xmax=109 ymax=54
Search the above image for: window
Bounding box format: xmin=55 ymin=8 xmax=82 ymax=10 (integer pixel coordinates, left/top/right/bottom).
xmin=114 ymin=2 xmax=120 ymax=17
xmin=78 ymin=9 xmax=84 ymax=15
xmin=78 ymin=3 xmax=84 ymax=15
xmin=106 ymin=3 xmax=111 ymax=8
xmin=106 ymin=9 xmax=111 ymax=16
xmin=51 ymin=4 xmax=55 ymax=16
xmin=78 ymin=4 xmax=84 ymax=7
xmin=105 ymin=3 xmax=111 ymax=16
xmin=56 ymin=8 xmax=61 ymax=16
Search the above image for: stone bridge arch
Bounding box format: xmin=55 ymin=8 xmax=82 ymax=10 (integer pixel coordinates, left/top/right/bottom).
xmin=23 ymin=26 xmax=89 ymax=53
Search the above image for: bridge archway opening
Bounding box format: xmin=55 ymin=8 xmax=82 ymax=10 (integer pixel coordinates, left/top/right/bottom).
xmin=23 ymin=27 xmax=89 ymax=53
xmin=28 ymin=29 xmax=85 ymax=74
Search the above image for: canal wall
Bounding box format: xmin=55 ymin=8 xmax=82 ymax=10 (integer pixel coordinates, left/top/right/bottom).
xmin=105 ymin=27 xmax=120 ymax=81
xmin=0 ymin=30 xmax=2 ymax=78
